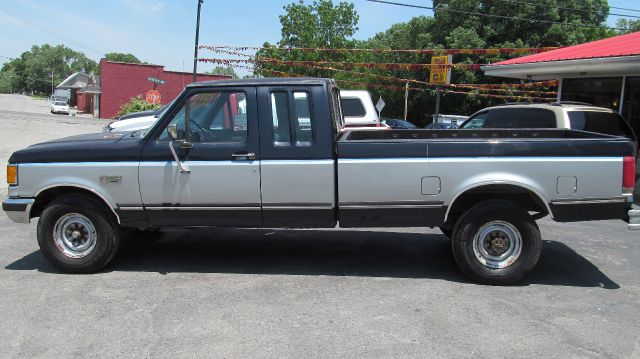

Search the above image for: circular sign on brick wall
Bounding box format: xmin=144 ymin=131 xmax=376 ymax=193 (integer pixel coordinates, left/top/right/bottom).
xmin=145 ymin=90 xmax=161 ymax=104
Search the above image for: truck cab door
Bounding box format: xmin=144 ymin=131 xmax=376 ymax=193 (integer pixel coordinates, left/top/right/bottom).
xmin=257 ymin=85 xmax=336 ymax=228
xmin=138 ymin=87 xmax=261 ymax=227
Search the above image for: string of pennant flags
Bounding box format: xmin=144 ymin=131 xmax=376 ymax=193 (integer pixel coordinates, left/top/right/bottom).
xmin=200 ymin=45 xmax=560 ymax=55
xmin=198 ymin=45 xmax=559 ymax=101
xmin=200 ymin=57 xmax=487 ymax=71
xmin=199 ymin=55 xmax=557 ymax=96
xmin=200 ymin=47 xmax=558 ymax=88
xmin=257 ymin=60 xmax=557 ymax=96
xmin=225 ymin=64 xmax=557 ymax=102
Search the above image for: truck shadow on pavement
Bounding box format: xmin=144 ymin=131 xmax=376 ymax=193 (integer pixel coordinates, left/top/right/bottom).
xmin=6 ymin=228 xmax=619 ymax=289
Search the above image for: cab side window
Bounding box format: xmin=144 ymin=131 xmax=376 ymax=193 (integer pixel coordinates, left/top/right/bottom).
xmin=159 ymin=91 xmax=247 ymax=143
xmin=270 ymin=90 xmax=314 ymax=147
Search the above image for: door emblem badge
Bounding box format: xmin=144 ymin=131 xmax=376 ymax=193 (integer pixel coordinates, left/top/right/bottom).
xmin=100 ymin=176 xmax=122 ymax=184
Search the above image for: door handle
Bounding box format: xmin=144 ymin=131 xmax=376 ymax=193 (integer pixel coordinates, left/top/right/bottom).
xmin=232 ymin=152 xmax=256 ymax=160
xmin=169 ymin=141 xmax=190 ymax=173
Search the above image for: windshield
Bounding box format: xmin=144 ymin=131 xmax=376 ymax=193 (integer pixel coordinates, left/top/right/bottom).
xmin=54 ymin=102 xmax=67 ymax=106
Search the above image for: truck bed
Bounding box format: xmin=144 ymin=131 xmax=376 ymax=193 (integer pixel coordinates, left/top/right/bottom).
xmin=341 ymin=128 xmax=624 ymax=141
xmin=338 ymin=129 xmax=635 ymax=158
xmin=336 ymin=128 xmax=634 ymax=228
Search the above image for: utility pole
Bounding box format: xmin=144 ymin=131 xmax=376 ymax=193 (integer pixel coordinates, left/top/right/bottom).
xmin=192 ymin=0 xmax=204 ymax=83
xmin=50 ymin=71 xmax=54 ymax=97
xmin=434 ymin=85 xmax=441 ymax=129
xmin=403 ymin=82 xmax=409 ymax=121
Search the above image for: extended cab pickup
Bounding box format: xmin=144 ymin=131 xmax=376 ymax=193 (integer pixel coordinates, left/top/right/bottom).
xmin=3 ymin=78 xmax=637 ymax=284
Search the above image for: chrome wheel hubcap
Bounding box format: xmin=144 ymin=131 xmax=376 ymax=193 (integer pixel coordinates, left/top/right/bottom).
xmin=472 ymin=221 xmax=522 ymax=269
xmin=53 ymin=213 xmax=97 ymax=258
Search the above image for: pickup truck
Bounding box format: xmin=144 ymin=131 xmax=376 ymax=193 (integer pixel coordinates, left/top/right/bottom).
xmin=3 ymin=78 xmax=637 ymax=285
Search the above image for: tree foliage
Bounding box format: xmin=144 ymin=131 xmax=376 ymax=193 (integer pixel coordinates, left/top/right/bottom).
xmin=255 ymin=0 xmax=359 ymax=78
xmin=206 ymin=65 xmax=238 ymax=78
xmin=256 ymin=0 xmax=620 ymax=125
xmin=0 ymin=44 xmax=97 ymax=95
xmin=116 ymin=95 xmax=162 ymax=117
xmin=616 ymin=18 xmax=640 ymax=33
xmin=279 ymin=0 xmax=359 ymax=48
xmin=104 ymin=52 xmax=142 ymax=64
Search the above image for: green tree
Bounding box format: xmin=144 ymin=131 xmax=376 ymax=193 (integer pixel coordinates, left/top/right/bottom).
xmin=0 ymin=59 xmax=19 ymax=93
xmin=254 ymin=0 xmax=616 ymax=124
xmin=255 ymin=0 xmax=359 ymax=78
xmin=0 ymin=44 xmax=97 ymax=95
xmin=116 ymin=95 xmax=162 ymax=117
xmin=278 ymin=0 xmax=359 ymax=48
xmin=104 ymin=52 xmax=142 ymax=64
xmin=357 ymin=0 xmax=614 ymax=123
xmin=616 ymin=18 xmax=640 ymax=33
xmin=206 ymin=65 xmax=238 ymax=78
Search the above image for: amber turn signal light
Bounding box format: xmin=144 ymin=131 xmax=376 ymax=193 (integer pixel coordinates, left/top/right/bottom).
xmin=6 ymin=164 xmax=17 ymax=185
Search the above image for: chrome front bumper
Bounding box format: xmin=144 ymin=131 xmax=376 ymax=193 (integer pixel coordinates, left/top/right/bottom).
xmin=2 ymin=198 xmax=34 ymax=224
xmin=629 ymin=209 xmax=640 ymax=231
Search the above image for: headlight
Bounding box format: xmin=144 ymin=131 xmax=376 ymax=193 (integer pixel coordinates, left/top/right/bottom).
xmin=7 ymin=164 xmax=17 ymax=185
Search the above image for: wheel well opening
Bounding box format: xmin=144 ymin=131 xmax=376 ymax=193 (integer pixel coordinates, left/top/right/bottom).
xmin=30 ymin=187 xmax=117 ymax=222
xmin=447 ymin=184 xmax=548 ymax=222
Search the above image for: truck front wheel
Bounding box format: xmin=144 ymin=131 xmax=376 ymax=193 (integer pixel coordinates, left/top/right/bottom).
xmin=451 ymin=200 xmax=541 ymax=285
xmin=37 ymin=194 xmax=121 ymax=273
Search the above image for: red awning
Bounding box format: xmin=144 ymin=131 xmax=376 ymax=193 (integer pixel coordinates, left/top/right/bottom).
xmin=490 ymin=31 xmax=640 ymax=66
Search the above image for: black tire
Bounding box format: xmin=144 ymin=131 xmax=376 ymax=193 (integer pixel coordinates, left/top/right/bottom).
xmin=451 ymin=200 xmax=541 ymax=285
xmin=37 ymin=194 xmax=121 ymax=273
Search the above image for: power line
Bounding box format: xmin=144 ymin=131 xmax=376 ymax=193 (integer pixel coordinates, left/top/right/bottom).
xmin=203 ymin=44 xmax=559 ymax=55
xmin=491 ymin=0 xmax=640 ymax=19
xmin=366 ymin=0 xmax=625 ymax=31
xmin=609 ymin=3 xmax=640 ymax=13
xmin=0 ymin=7 xmax=105 ymax=57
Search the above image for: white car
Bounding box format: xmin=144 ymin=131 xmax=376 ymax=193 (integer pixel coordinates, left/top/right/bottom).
xmin=105 ymin=114 xmax=158 ymax=132
xmin=104 ymin=104 xmax=171 ymax=132
xmin=50 ymin=101 xmax=69 ymax=115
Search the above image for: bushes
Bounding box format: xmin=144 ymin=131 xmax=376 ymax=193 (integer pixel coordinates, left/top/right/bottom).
xmin=116 ymin=95 xmax=162 ymax=117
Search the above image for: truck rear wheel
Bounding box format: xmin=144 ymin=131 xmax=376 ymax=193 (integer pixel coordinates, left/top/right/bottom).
xmin=451 ymin=200 xmax=541 ymax=285
xmin=37 ymin=194 xmax=121 ymax=273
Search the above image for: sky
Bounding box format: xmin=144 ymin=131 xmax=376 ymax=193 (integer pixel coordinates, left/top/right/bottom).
xmin=1 ymin=0 xmax=639 ymax=77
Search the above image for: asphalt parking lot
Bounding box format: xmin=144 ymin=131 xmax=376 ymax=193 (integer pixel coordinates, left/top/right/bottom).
xmin=1 ymin=95 xmax=639 ymax=358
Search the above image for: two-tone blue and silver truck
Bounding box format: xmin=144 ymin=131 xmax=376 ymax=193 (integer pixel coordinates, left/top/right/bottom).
xmin=3 ymin=78 xmax=637 ymax=284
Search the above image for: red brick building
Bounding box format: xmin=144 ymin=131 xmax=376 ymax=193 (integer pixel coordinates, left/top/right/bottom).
xmin=98 ymin=60 xmax=231 ymax=119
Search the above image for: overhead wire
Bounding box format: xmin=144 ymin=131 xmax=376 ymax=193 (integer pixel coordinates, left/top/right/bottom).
xmin=365 ymin=0 xmax=626 ymax=31
xmin=608 ymin=3 xmax=640 ymax=13
xmin=0 ymin=7 xmax=105 ymax=57
xmin=201 ymin=44 xmax=559 ymax=55
xmin=490 ymin=0 xmax=640 ymax=19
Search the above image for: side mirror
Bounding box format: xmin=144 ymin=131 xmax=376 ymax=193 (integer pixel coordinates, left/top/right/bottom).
xmin=167 ymin=124 xmax=178 ymax=140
